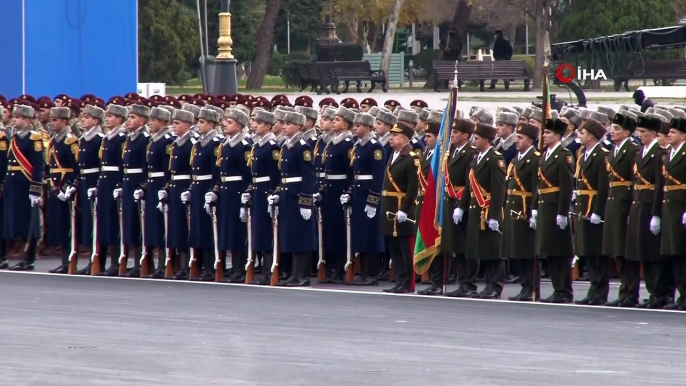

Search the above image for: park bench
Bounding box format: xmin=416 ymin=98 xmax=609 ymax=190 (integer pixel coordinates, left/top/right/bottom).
xmin=315 ymin=61 xmax=388 ymax=94
xmin=611 ymin=60 xmax=686 ymax=91
xmin=433 ymin=60 xmax=531 ymax=92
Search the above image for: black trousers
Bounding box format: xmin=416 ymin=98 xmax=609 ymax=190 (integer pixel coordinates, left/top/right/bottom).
xmin=548 ymin=256 xmax=573 ymax=298
xmin=388 ymin=236 xmax=412 ymax=289
xmin=583 ymin=255 xmax=610 ymax=301
xmin=360 ymin=253 xmax=380 ymax=278
xmin=643 ymin=260 xmax=673 ymax=301
xmin=21 ymin=238 xmax=38 ymax=264
xmin=428 ymin=253 xmax=445 ymax=286
xmin=455 ymin=253 xmax=478 ymax=290
xmin=518 ymin=259 xmax=535 ymax=295
xmin=616 ymin=256 xmax=640 ymax=302
xmin=671 ymin=255 xmax=686 ymax=304
xmin=481 ymin=259 xmax=504 ymax=293
xmin=231 ymin=252 xmax=246 ymax=275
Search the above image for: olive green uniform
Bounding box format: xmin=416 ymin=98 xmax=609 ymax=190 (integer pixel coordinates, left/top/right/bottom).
xmin=661 ymin=143 xmax=686 ymax=306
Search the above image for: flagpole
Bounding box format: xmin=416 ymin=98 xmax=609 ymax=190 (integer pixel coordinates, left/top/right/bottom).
xmin=539 ymin=31 xmax=552 ymax=150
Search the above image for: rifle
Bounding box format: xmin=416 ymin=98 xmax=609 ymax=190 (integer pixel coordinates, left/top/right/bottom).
xmin=187 ymin=203 xmax=199 ymax=278
xmin=344 ymin=206 xmax=355 ymax=283
xmin=117 ymin=197 xmax=128 ymax=276
xmin=163 ymin=201 xmax=174 ymax=278
xmin=511 ymin=210 xmax=539 ymax=301
xmin=89 ymin=196 xmax=101 ymax=275
xmin=138 ymin=199 xmax=149 ymax=277
xmin=67 ymin=198 xmax=78 ymax=274
xmin=270 ymin=204 xmax=280 ymax=286
xmin=24 ymin=200 xmax=39 ymax=261
xmin=316 ymin=205 xmax=326 ymax=283
xmin=211 ymin=205 xmax=223 ymax=281
xmin=244 ymin=200 xmax=255 ymax=283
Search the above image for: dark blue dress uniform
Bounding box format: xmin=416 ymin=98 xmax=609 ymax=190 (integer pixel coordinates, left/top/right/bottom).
xmin=75 ymin=126 xmax=104 ymax=247
xmin=166 ymin=130 xmax=195 ymax=249
xmin=303 ymin=128 xmax=318 ymax=148
xmin=313 ymin=133 xmax=332 ymax=186
xmin=3 ymin=128 xmax=44 ymax=240
xmin=143 ymin=129 xmax=173 ymax=248
xmin=561 ymin=132 xmax=582 ymax=162
xmin=277 ymin=134 xmax=316 ymax=253
xmin=351 ymin=134 xmax=386 ymax=254
xmin=495 ymin=133 xmax=517 ymax=165
xmin=122 ymin=127 xmax=150 ymax=245
xmin=378 ymin=132 xmax=393 ymax=163
xmin=96 ymin=126 xmax=127 ymax=245
xmin=320 ymin=132 xmax=355 ymax=268
xmin=248 ymin=133 xmax=280 ymax=252
xmin=46 ymin=129 xmax=79 ymax=248
xmin=213 ymin=133 xmax=252 ymax=252
xmin=188 ymin=131 xmax=221 ymax=250
xmin=410 ymin=136 xmax=425 ymax=152
xmin=0 ymin=128 xmax=9 ymax=260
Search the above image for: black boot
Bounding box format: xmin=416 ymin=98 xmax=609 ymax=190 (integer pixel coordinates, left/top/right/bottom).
xmin=75 ymin=262 xmax=93 ymax=275
xmin=49 ymin=247 xmax=70 ymax=274
xmin=280 ymin=254 xmax=300 ymax=286
xmin=172 ymin=250 xmax=190 ymax=280
xmin=288 ymin=253 xmax=311 ymax=287
xmin=197 ymin=249 xmax=216 ymax=282
xmin=250 ymin=252 xmax=272 ymax=285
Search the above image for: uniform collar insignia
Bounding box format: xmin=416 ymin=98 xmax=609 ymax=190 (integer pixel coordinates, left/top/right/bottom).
xmin=199 ymin=130 xmax=216 ymax=147
xmin=226 ymin=132 xmax=245 ymax=148
xmin=285 ymin=132 xmax=303 ymax=149
xmin=257 ymin=132 xmax=276 ymax=147
xmin=332 ymin=130 xmax=352 ymax=145
xmin=561 ymin=131 xmax=577 ymax=148
xmin=106 ymin=125 xmax=126 ymax=140
xmin=53 ymin=127 xmax=70 ymax=143
xmin=129 ymin=126 xmax=148 ymax=141
xmin=81 ymin=125 xmax=102 ymax=142
xmin=498 ymin=133 xmax=516 ymax=150
xmin=174 ymin=130 xmax=193 ymax=147
xmin=152 ymin=128 xmax=170 ymax=142
xmin=15 ymin=125 xmax=34 ymax=139
xmin=378 ymin=131 xmax=391 ymax=146
xmin=303 ymin=128 xmax=317 ymax=138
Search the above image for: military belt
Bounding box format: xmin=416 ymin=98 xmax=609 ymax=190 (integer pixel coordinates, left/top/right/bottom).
xmin=171 ymin=175 xmax=190 ymax=181
xmin=664 ymin=184 xmax=686 ymax=192
xmin=124 ymin=168 xmax=143 ymax=174
xmin=50 ymin=168 xmax=73 ymax=174
xmin=316 ymin=172 xmax=326 ymax=178
xmin=576 ymin=189 xmax=597 ymax=196
xmin=7 ymin=166 xmax=24 ymax=171
xmin=445 ymin=185 xmax=465 ymax=194
xmin=148 ymin=172 xmax=165 ymax=178
xmin=80 ymin=168 xmax=100 ymax=174
xmin=507 ymin=189 xmax=532 ymax=197
xmin=538 ymin=187 xmax=560 ymax=194
xmin=252 ymin=176 xmax=270 ymax=183
xmin=355 ymin=175 xmax=373 ymax=180
xmin=609 ymin=181 xmax=632 ymax=187
xmin=192 ymin=174 xmax=212 ymax=181
xmin=382 ymin=190 xmax=406 ymax=198
xmin=221 ymin=175 xmax=242 ymax=182
xmin=634 ymin=184 xmax=655 ymax=191
xmin=282 ymin=177 xmax=302 ymax=183
xmin=101 ymin=166 xmax=119 ymax=172
xmin=326 ymin=174 xmax=346 ymax=180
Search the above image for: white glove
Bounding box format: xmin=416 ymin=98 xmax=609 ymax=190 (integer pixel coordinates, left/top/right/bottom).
xmin=157 ymin=202 xmax=164 ymax=213
xmin=113 ymin=188 xmax=122 ymax=199
xmin=313 ymin=192 xmax=323 ymax=202
xmin=87 ymin=187 xmax=97 ymax=198
xmin=529 ymin=216 xmax=537 ymax=230
xmin=650 ymin=216 xmax=661 ymax=235
xmin=65 ymin=186 xmax=77 ymax=198
xmin=682 ymin=212 xmax=686 ymax=226
xmin=204 ymin=203 xmax=212 ymax=215
xmin=29 ymin=195 xmax=40 ymax=207
xmin=205 ymin=192 xmax=218 ymax=204
xmin=267 ymin=194 xmax=279 ymax=205
xmin=57 ymin=191 xmax=67 ymax=202
xmin=239 ymin=207 xmax=247 ymax=222
xmin=556 ymin=215 xmax=568 ymax=230
xmin=340 ymin=194 xmax=351 ymax=205
xmin=181 ymin=191 xmax=191 ymax=203
xmin=590 ymin=213 xmax=602 ymax=225
xmin=488 ymin=219 xmax=499 ymax=232
xmin=134 ymin=189 xmax=144 ymax=200
xmin=158 ymin=190 xmax=167 ymax=201
xmin=300 ymin=207 xmax=312 ymax=220
xmin=452 ymin=207 xmax=464 ymax=225
xmin=396 ymin=210 xmax=408 ymax=223
xmin=365 ymin=205 xmax=377 ymax=218
xmin=531 ymin=209 xmax=538 ymax=221
xmin=572 ymin=190 xmax=577 ymax=201
xmin=241 ymin=192 xmax=251 ymax=204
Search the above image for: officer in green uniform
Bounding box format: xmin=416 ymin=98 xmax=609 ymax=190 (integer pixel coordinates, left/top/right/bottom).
xmin=443 ymin=119 xmax=478 ymax=298
xmin=504 ymin=123 xmax=540 ymax=301
xmin=662 ymin=118 xmax=686 ymax=310
xmin=572 ymin=119 xmax=610 ymax=305
xmin=626 ymin=115 xmax=671 ymax=309
xmin=604 ymin=112 xmax=641 ymax=307
xmin=458 ymin=123 xmax=506 ymax=298
xmin=380 ymin=122 xmax=419 ymax=294
xmin=532 ymin=118 xmax=575 ymax=303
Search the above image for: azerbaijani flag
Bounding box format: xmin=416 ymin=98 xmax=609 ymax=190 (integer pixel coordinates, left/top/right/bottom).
xmin=413 ymin=86 xmax=458 ymax=274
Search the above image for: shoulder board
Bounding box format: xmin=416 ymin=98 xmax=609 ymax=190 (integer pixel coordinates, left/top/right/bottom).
xmin=192 ymin=132 xmax=200 ymax=138
xmin=299 ymin=139 xmax=306 ymax=145
xmin=409 ymin=150 xmax=418 ymax=157
xmin=629 ymin=141 xmax=639 ymax=147
xmin=494 ymin=150 xmax=502 ymax=156
xmin=241 ymin=139 xmax=249 ymax=146
xmin=212 ymin=136 xmax=220 ymax=141
xmin=164 ymin=134 xmax=170 ymax=139
xmin=534 ymin=151 xmax=541 ymax=156
xmin=190 ymin=138 xmax=198 ymax=144
xmin=411 ymin=138 xmax=418 ymax=143
xmin=600 ymin=147 xmax=609 ymax=152
xmin=269 ymin=140 xmax=276 ymax=145
xmin=118 ymin=132 xmax=125 ymax=137
xmin=143 ymin=132 xmax=150 ymax=137
xmin=345 ymin=138 xmax=351 ymax=142
xmin=312 ymin=136 xmax=318 ymax=141
xmin=574 ymin=137 xmax=581 ymax=143
xmin=370 ymin=139 xmax=377 ymax=144
xmin=470 ymin=145 xmax=476 ymax=149
xmin=30 ymin=131 xmax=42 ymax=141
xmin=97 ymin=133 xmax=105 ymax=137
xmin=561 ymin=147 xmax=572 ymax=154
xmin=65 ymin=134 xmax=77 ymax=145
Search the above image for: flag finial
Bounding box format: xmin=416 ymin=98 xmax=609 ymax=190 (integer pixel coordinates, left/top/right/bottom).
xmin=453 ymin=60 xmax=459 ymax=88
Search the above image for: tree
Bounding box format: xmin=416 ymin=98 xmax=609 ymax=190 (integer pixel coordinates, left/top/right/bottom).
xmin=139 ymin=0 xmax=199 ymax=85
xmin=274 ymin=0 xmax=327 ymax=53
xmin=246 ymin=0 xmax=283 ymax=88
xmin=379 ymin=0 xmax=407 ymax=76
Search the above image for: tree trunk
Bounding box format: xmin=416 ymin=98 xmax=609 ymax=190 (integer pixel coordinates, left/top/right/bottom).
xmin=379 ymin=0 xmax=406 ymax=76
xmin=533 ymin=0 xmax=548 ymax=90
xmin=246 ymin=0 xmax=282 ymax=89
xmin=422 ymin=0 xmax=473 ymax=88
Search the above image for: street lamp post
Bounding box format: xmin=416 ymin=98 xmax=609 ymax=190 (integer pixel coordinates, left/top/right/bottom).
xmin=213 ymin=0 xmax=238 ymax=95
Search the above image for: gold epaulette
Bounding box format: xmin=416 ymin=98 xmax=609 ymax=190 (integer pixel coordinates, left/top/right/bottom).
xmin=601 ymin=147 xmax=609 ymax=152
xmin=534 ymin=151 xmax=541 ymax=156
xmin=65 ymin=135 xmax=77 ymax=145
xmin=30 ymin=131 xmax=43 ymax=141
xmin=494 ymin=150 xmax=502 ymax=156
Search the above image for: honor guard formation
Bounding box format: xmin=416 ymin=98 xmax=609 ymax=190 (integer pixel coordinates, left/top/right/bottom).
xmin=2 ymin=89 xmax=686 ymax=310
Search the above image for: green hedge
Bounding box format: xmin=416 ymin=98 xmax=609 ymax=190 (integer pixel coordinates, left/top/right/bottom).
xmin=512 ymin=54 xmax=535 ymax=77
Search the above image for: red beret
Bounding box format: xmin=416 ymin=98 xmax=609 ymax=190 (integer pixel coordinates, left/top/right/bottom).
xmin=361 ymin=98 xmax=378 ymax=107
xmin=80 ymin=94 xmax=98 ymax=102
xmin=204 ymin=95 xmax=215 ymax=102
xmin=164 ymin=95 xmax=178 ymax=102
xmin=167 ymin=99 xmax=181 ymax=108
xmin=66 ymin=99 xmax=81 ymax=115
xmin=410 ymin=100 xmax=428 ymax=108
xmin=145 ymin=100 xmax=159 ymax=108
xmin=192 ymin=93 xmax=205 ymax=99
xmin=252 ymin=100 xmax=272 ymax=110
xmin=21 ymin=94 xmax=36 ymax=103
xmin=40 ymin=100 xmax=56 ymax=109
xmin=37 ymin=96 xmax=52 ymax=103
xmin=0 ymin=95 xmax=6 ymax=102
xmin=107 ymin=97 xmax=123 ymax=105
xmin=341 ymin=98 xmax=358 ymax=109
xmin=191 ymin=98 xmax=206 ymax=106
xmin=149 ymin=94 xmax=164 ymax=101
xmin=92 ymin=101 xmax=106 ymax=111
xmin=384 ymin=100 xmax=400 ymax=108
xmin=212 ymin=101 xmax=230 ymax=109
xmin=178 ymin=94 xmax=192 ymax=101
xmin=53 ymin=94 xmax=69 ymax=102
xmin=124 ymin=92 xmax=140 ymax=100
xmin=319 ymin=98 xmax=339 ymax=108
xmin=294 ymin=95 xmax=314 ymax=107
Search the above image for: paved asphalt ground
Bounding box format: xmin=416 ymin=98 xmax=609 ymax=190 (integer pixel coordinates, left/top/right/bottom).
xmin=1 ymin=261 xmax=685 ymax=386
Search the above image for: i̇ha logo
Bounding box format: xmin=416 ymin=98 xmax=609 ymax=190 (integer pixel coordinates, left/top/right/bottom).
xmin=556 ymin=63 xmax=607 ymax=83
